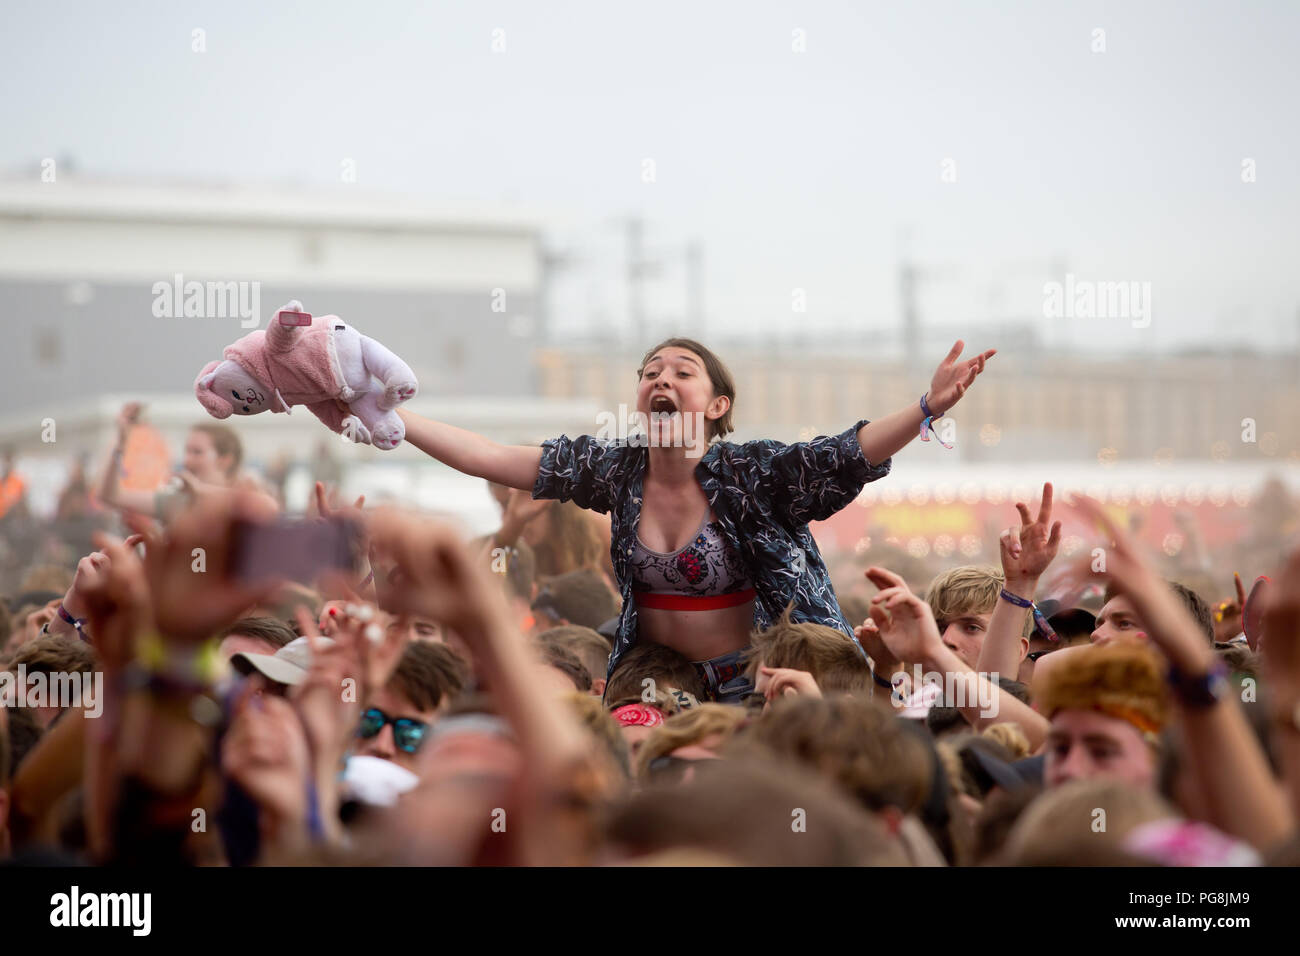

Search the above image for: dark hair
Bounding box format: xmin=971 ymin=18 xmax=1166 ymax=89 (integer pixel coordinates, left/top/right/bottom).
xmin=925 ymin=704 xmax=966 ymax=737
xmin=536 ymin=625 xmax=612 ymax=685
xmin=637 ymin=338 xmax=737 ymax=441
xmin=952 ymin=734 xmax=1018 ymax=799
xmin=996 ymin=676 xmax=1031 ymax=704
xmin=532 ymin=569 xmax=619 ymax=630
xmin=539 ymin=642 xmax=592 ymax=692
xmin=219 ymin=616 xmax=297 ymax=651
xmin=0 ymin=711 xmax=10 ymax=788
xmin=5 ymin=706 xmax=43 ymax=779
xmin=389 ymin=641 xmax=469 ymax=712
xmin=1104 ymin=579 xmax=1214 ymax=645
xmin=8 ymin=634 xmax=95 ymax=675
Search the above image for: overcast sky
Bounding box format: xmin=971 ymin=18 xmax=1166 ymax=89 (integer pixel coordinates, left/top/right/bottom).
xmin=3 ymin=0 xmax=1298 ymax=355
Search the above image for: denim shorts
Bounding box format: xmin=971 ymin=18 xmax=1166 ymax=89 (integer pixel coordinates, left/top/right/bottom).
xmin=691 ymin=649 xmax=755 ymax=705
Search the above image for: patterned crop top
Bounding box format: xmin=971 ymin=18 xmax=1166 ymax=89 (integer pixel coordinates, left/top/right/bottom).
xmin=629 ymin=513 xmax=754 ymax=598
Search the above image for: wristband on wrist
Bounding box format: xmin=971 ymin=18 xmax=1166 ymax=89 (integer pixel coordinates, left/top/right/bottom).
xmin=999 ymin=587 xmax=1058 ymax=642
xmin=57 ymin=602 xmax=91 ymax=643
xmin=306 ymin=778 xmax=326 ymax=842
xmin=872 ymin=668 xmax=895 ymax=690
xmin=1167 ymin=660 xmax=1229 ymax=709
xmin=136 ymin=631 xmax=221 ymax=688
xmin=918 ymin=393 xmax=953 ymax=449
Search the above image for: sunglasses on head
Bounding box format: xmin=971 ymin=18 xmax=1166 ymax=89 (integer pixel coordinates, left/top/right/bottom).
xmin=357 ymin=708 xmax=430 ymax=754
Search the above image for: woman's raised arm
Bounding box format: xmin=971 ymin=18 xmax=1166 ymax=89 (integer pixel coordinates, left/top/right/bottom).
xmin=397 ymin=408 xmax=543 ymax=491
xmin=855 ymin=340 xmax=995 ymax=465
xmin=97 ymin=402 xmax=162 ymax=517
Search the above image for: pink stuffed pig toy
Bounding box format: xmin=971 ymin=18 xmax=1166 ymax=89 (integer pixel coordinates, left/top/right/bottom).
xmin=194 ymin=301 xmax=417 ymax=449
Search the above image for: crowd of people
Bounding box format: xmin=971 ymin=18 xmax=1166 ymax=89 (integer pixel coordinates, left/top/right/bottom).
xmin=1 ymin=335 xmax=1299 ymax=868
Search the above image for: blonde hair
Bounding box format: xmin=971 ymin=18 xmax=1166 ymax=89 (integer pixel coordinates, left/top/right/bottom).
xmin=981 ymin=722 xmax=1031 ymax=760
xmin=1002 ymin=778 xmax=1177 ymax=865
xmin=925 ymin=565 xmax=1003 ymax=625
xmin=925 ymin=565 xmax=1033 ymax=640
xmin=633 ymin=703 xmax=749 ymax=780
xmin=565 ymin=692 xmax=631 ymax=779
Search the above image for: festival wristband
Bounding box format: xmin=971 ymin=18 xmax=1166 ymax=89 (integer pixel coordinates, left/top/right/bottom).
xmin=999 ymin=588 xmax=1058 ymax=643
xmin=306 ymin=778 xmax=325 ymax=842
xmin=136 ymin=632 xmax=222 ymax=688
xmin=58 ymin=603 xmax=91 ymax=643
xmin=919 ymin=393 xmax=953 ymax=449
xmin=1167 ymin=661 xmax=1230 ymax=709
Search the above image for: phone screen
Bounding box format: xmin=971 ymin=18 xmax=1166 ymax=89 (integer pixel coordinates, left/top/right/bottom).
xmin=229 ymin=516 xmax=360 ymax=586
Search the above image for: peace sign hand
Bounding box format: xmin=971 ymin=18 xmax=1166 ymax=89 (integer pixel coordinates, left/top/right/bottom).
xmin=1000 ymin=482 xmax=1063 ymax=590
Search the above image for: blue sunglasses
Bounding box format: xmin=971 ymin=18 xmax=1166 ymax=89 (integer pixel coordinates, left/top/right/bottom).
xmin=357 ymin=707 xmax=430 ymax=755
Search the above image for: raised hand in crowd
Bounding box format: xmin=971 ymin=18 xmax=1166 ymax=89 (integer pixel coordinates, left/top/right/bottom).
xmin=492 ymin=487 xmax=552 ymax=550
xmin=96 ymin=401 xmax=157 ymax=517
xmin=1261 ymin=544 xmax=1300 ymax=821
xmin=221 ymin=688 xmax=315 ymax=860
xmin=45 ymin=532 xmax=145 ymax=645
xmin=1070 ymin=493 xmax=1293 ymax=851
xmin=366 ymin=507 xmax=607 ymax=864
xmin=311 ymin=480 xmax=374 ymax=601
xmin=867 ymin=564 xmax=1050 ymax=747
xmin=135 ymin=490 xmax=282 ymax=645
xmin=925 ymin=339 xmax=997 ymax=416
xmin=1213 ymin=571 xmax=1249 ymax=644
xmin=756 ymin=666 xmax=822 ymax=706
xmin=978 ymin=482 xmax=1061 ymax=679
xmin=853 ymin=341 xmax=996 ymax=466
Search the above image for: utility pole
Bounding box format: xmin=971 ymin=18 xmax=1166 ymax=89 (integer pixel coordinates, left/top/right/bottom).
xmin=625 ymin=217 xmax=645 ymax=344
xmin=685 ymin=240 xmax=704 ymax=336
xmin=899 ymin=259 xmax=921 ymax=370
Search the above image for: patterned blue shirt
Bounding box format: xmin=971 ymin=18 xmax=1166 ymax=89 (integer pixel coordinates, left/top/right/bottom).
xmin=532 ymin=420 xmax=891 ymax=676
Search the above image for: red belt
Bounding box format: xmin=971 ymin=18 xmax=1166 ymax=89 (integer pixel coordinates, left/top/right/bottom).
xmin=634 ymin=588 xmax=756 ymax=611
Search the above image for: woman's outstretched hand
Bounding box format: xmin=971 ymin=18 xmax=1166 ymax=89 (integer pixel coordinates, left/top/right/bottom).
xmin=927 ymin=340 xmax=996 ymax=415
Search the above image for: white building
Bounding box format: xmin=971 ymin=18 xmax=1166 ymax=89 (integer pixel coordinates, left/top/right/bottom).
xmin=0 ymin=178 xmax=588 ymax=527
